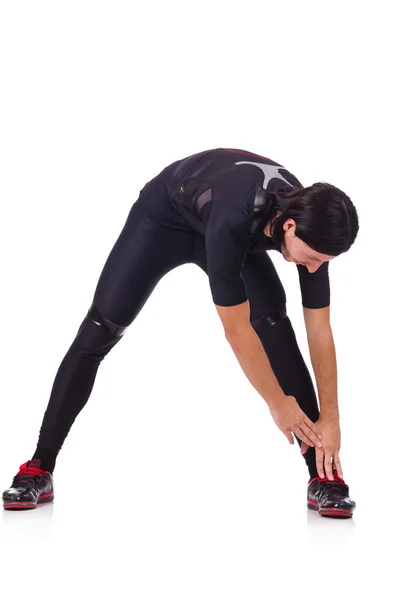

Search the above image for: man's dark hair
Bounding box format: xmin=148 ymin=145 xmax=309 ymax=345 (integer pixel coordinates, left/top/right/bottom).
xmin=267 ymin=182 xmax=359 ymax=256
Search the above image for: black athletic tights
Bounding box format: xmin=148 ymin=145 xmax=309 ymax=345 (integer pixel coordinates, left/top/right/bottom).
xmin=32 ymin=173 xmax=320 ymax=478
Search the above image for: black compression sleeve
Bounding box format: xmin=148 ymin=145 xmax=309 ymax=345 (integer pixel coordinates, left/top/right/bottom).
xmin=204 ymin=164 xmax=264 ymax=307
xmin=205 ymin=202 xmax=252 ymax=306
xmin=297 ymin=261 xmax=330 ymax=308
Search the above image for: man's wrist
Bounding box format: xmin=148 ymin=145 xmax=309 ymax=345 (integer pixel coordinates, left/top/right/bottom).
xmin=319 ymin=408 xmax=340 ymax=421
xmin=266 ymin=393 xmax=286 ymax=410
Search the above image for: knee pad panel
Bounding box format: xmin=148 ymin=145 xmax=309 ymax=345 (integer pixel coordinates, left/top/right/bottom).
xmin=72 ymin=303 xmax=127 ymax=359
xmin=251 ymin=306 xmax=287 ymax=332
xmin=88 ymin=302 xmax=127 ymax=337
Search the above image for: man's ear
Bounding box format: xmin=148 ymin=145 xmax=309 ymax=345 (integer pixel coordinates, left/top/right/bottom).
xmin=283 ymin=218 xmax=296 ymax=233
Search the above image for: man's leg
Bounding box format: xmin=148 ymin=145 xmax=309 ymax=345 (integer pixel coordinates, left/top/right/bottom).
xmin=31 ymin=198 xmax=195 ymax=473
xmin=194 ymin=244 xmax=357 ymax=516
xmin=241 ymin=252 xmax=320 ymax=477
xmin=250 ymin=310 xmax=319 ymax=477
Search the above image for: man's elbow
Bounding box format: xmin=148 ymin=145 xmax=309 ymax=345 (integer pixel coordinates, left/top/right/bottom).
xmin=303 ymin=305 xmax=332 ymax=338
xmin=214 ymin=299 xmax=252 ymax=340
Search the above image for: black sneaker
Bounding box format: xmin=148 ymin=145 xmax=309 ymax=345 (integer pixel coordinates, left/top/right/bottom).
xmin=2 ymin=458 xmax=54 ymax=510
xmin=307 ymin=470 xmax=356 ymax=518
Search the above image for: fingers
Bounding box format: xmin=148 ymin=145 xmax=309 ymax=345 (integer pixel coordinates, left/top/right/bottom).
xmin=324 ymin=453 xmax=334 ymax=480
xmin=303 ymin=417 xmax=323 ymax=441
xmin=291 ymin=427 xmax=316 ymax=448
xmin=315 ymin=447 xmax=325 ymax=478
xmin=333 ymin=451 xmax=343 ymax=479
xmin=300 ymin=442 xmax=309 ymax=455
xmin=299 ymin=422 xmax=323 ymax=449
xmin=316 ymin=448 xmax=342 ymax=480
xmin=285 ymin=431 xmax=294 ymax=445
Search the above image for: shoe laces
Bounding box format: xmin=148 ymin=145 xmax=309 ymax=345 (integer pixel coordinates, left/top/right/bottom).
xmin=12 ymin=464 xmax=46 ymax=488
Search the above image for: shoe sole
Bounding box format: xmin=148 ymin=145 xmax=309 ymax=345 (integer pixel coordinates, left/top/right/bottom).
xmin=307 ymin=500 xmax=353 ymax=519
xmin=3 ymin=492 xmax=54 ymax=510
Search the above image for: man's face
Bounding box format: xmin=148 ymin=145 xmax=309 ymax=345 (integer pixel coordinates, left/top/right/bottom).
xmin=281 ymin=219 xmax=335 ymax=273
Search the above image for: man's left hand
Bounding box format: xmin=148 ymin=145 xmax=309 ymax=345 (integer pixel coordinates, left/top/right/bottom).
xmin=300 ymin=416 xmax=343 ymax=480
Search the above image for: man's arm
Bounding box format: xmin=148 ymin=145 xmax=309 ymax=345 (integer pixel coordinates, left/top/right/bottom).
xmin=303 ymin=305 xmax=339 ymax=419
xmin=215 ymin=301 xmax=324 ymax=448
xmin=216 ymin=300 xmax=286 ymax=408
xmin=303 ymin=305 xmax=344 ymax=479
xmin=202 ymin=173 xmax=322 ymax=448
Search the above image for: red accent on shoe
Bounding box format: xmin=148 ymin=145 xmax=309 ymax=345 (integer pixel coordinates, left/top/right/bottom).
xmin=319 ymin=508 xmax=353 ymax=518
xmin=307 ymin=498 xmax=318 ymax=506
xmin=40 ymin=492 xmax=54 ymax=499
xmin=3 ymin=492 xmax=54 ymax=509
xmin=17 ymin=461 xmax=52 ymax=477
xmin=308 ymin=470 xmax=346 ymax=485
xmin=3 ymin=502 xmax=37 ymax=509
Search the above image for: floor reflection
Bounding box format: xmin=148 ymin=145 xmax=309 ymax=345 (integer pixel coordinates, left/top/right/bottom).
xmin=2 ymin=501 xmax=55 ymax=539
xmin=307 ymin=508 xmax=356 ymax=546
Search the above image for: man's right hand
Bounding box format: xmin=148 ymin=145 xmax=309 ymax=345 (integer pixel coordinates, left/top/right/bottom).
xmin=269 ymin=395 xmax=323 ymax=448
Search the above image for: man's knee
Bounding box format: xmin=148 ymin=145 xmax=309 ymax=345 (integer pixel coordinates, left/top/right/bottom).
xmin=87 ymin=303 xmax=128 ymax=337
xmin=250 ymin=305 xmax=288 ymax=333
xmin=72 ymin=302 xmax=128 ymax=359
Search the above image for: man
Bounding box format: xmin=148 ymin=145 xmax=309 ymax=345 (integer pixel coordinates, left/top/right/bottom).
xmin=3 ymin=147 xmax=358 ymax=517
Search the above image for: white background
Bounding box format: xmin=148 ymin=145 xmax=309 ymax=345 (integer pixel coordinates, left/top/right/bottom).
xmin=0 ymin=1 xmax=396 ymax=598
